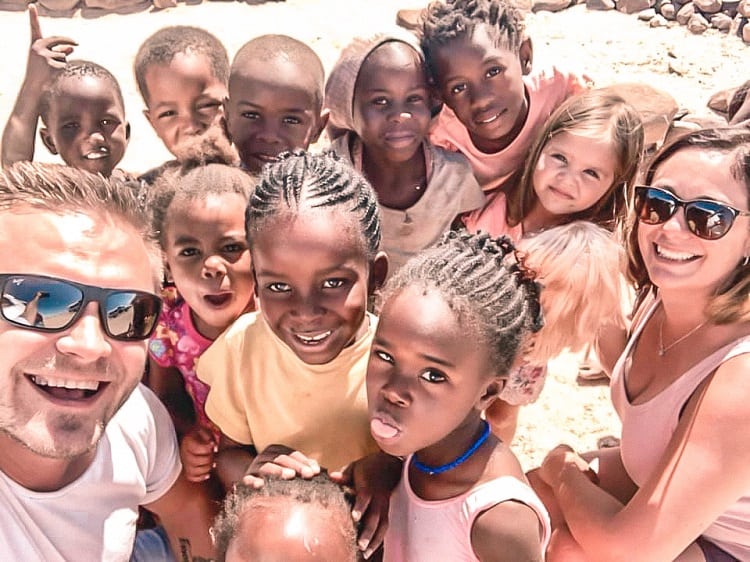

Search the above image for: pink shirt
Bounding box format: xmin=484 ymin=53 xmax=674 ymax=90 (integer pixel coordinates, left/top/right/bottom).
xmin=384 ymin=458 xmax=550 ymax=561
xmin=611 ymin=295 xmax=750 ymax=560
xmin=148 ymin=290 xmax=213 ymax=428
xmin=429 ymin=66 xmax=590 ymax=193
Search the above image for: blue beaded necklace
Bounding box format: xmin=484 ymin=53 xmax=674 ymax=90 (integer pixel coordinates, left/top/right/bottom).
xmin=412 ymin=420 xmax=491 ymax=475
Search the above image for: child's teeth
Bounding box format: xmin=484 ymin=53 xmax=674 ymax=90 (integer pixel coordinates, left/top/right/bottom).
xmin=297 ymin=331 xmax=331 ymax=343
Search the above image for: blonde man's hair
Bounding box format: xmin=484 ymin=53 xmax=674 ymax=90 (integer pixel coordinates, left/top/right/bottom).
xmin=518 ymin=221 xmax=626 ymax=364
xmin=0 ymin=161 xmax=163 ymax=285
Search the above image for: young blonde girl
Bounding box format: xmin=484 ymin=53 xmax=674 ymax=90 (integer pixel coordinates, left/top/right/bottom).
xmin=367 ymin=231 xmax=549 ymax=561
xmin=147 ymin=137 xmax=257 ymax=482
xmin=465 ymin=88 xmax=644 ymax=239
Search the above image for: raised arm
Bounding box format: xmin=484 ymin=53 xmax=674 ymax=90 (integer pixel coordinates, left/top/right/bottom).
xmin=1 ymin=5 xmax=76 ymax=167
xmin=539 ymin=353 xmax=750 ymax=562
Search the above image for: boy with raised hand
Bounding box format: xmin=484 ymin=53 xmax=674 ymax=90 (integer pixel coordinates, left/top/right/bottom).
xmin=2 ymin=5 xmax=130 ymax=179
xmin=224 ymin=34 xmax=329 ymax=173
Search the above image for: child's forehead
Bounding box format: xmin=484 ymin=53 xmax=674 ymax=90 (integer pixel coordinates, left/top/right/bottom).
xmin=145 ymin=50 xmax=220 ymax=82
xmin=51 ymin=75 xmax=125 ymax=112
xmin=441 ymin=23 xmax=520 ymax=56
xmin=231 ymin=58 xmax=321 ymax=99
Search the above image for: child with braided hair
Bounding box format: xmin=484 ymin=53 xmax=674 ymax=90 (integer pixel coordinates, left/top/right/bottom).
xmin=197 ymin=150 xmax=395 ymax=559
xmin=367 ymin=230 xmax=550 ymax=561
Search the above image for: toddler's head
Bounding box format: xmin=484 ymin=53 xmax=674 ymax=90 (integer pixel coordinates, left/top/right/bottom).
xmin=150 ymin=132 xmax=255 ymax=340
xmin=225 ymin=35 xmax=327 ymax=173
xmin=39 ymin=60 xmax=129 ymax=178
xmin=134 ymin=26 xmax=229 ymax=158
xmin=509 ymin=90 xmax=644 ymax=230
xmin=420 ymin=0 xmax=532 ymax=153
xmin=516 ymin=221 xmax=626 ymax=365
xmin=367 ymin=231 xmax=542 ymax=457
xmin=326 ymin=32 xmax=431 ymax=163
xmin=245 ymin=150 xmax=386 ymax=365
xmin=212 ymin=475 xmax=358 ymax=562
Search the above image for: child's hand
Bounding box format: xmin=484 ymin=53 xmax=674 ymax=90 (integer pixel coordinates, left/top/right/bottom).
xmin=179 ymin=425 xmax=218 ymax=482
xmin=26 ymin=4 xmax=76 ymax=87
xmin=330 ymin=452 xmax=402 ymax=559
xmin=242 ymin=444 xmax=320 ymax=488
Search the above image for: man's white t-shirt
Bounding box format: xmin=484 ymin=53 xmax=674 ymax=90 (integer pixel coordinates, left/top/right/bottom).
xmin=0 ymin=384 xmax=181 ymax=561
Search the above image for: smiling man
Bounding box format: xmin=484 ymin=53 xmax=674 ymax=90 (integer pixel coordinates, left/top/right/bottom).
xmin=0 ymin=162 xmax=216 ymax=561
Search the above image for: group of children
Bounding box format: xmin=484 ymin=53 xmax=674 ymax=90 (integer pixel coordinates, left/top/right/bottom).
xmin=2 ymin=0 xmax=663 ymax=559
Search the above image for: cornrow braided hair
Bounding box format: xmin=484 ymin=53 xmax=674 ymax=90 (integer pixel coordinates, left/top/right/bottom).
xmin=420 ymin=0 xmax=526 ymax=80
xmin=381 ymin=230 xmax=543 ymax=375
xmin=246 ymin=150 xmax=382 ymax=258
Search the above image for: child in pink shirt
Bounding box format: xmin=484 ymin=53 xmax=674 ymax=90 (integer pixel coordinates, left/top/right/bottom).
xmin=420 ymin=0 xmax=591 ymax=195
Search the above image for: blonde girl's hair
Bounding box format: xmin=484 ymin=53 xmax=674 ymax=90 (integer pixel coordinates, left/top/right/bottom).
xmin=507 ymin=89 xmax=644 ymax=231
xmin=517 ymin=221 xmax=627 ymax=364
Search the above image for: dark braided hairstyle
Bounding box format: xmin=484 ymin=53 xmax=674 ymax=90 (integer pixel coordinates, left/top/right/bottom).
xmin=380 ymin=230 xmax=543 ymax=375
xmin=245 ymin=150 xmax=382 ymax=259
xmin=420 ymin=0 xmax=527 ymax=80
xmin=40 ymin=60 xmax=124 ymax=126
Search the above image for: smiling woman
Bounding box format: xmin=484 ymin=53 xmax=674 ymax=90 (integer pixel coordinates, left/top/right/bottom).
xmin=533 ymin=127 xmax=750 ymax=562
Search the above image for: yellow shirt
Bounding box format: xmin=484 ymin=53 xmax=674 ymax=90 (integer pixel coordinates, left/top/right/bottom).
xmin=197 ymin=311 xmax=378 ymax=471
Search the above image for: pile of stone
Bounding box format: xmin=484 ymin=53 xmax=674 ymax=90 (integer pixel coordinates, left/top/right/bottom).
xmin=533 ymin=0 xmax=750 ymax=43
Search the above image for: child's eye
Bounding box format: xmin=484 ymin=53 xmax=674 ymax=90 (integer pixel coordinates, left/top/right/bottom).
xmin=322 ymin=278 xmax=346 ymax=289
xmin=419 ymin=369 xmax=447 ymax=383
xmin=241 ymin=111 xmax=259 ymax=120
xmin=486 ymin=66 xmax=503 ymax=78
xmin=100 ymin=118 xmax=118 ymax=127
xmin=157 ymin=110 xmax=176 ymax=119
xmin=61 ymin=122 xmax=80 ymax=130
xmin=178 ymin=247 xmax=199 ymax=258
xmin=372 ymin=97 xmax=389 ymax=107
xmin=267 ymin=282 xmax=291 ymax=293
xmin=551 ymin=153 xmax=568 ymax=165
xmin=583 ymin=169 xmax=601 ymax=180
xmin=375 ymin=350 xmax=394 ymax=364
xmin=282 ymin=116 xmax=302 ymax=125
xmin=407 ymin=94 xmax=425 ymax=104
xmin=198 ymin=101 xmax=222 ymax=113
xmin=222 ymin=242 xmax=245 ymax=253
xmin=449 ymin=83 xmax=466 ymax=96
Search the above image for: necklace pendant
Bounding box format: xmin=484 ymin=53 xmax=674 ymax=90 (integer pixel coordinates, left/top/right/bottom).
xmin=658 ymin=348 xmax=665 ymax=357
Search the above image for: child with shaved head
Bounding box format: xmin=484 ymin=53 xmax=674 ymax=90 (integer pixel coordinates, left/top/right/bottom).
xmin=224 ymin=34 xmax=328 ymax=173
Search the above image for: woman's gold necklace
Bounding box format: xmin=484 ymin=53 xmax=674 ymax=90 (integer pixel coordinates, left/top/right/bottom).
xmin=658 ymin=313 xmax=708 ymax=357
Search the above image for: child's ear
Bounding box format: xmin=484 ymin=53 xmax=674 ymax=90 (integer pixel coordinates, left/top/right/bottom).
xmin=519 ymin=38 xmax=533 ymax=76
xmin=477 ymin=378 xmax=504 ymax=411
xmin=39 ymin=128 xmax=58 ymax=155
xmin=310 ymin=108 xmax=330 ymax=144
xmin=368 ymin=251 xmax=389 ymax=295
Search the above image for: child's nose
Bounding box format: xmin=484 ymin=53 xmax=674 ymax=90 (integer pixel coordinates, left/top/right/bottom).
xmin=202 ymin=255 xmax=227 ymax=278
xmin=290 ymin=293 xmax=324 ymax=318
xmin=382 ymin=379 xmax=410 ymax=407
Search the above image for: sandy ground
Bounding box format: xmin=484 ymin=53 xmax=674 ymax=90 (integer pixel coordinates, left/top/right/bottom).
xmin=0 ymin=0 xmax=746 ymax=469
